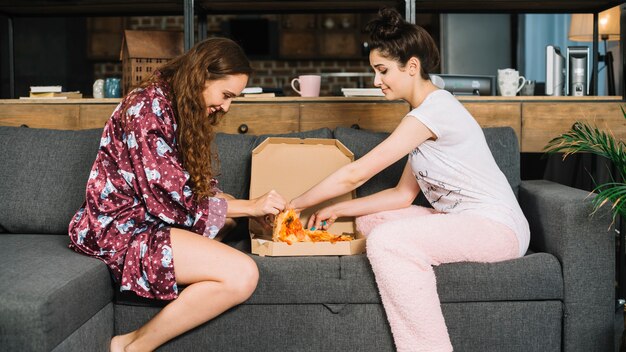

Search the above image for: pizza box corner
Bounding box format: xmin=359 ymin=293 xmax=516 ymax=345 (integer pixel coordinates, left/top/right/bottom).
xmin=248 ymin=137 xmax=365 ymax=256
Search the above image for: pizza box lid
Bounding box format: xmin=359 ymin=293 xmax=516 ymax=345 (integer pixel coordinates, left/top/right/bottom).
xmin=248 ymin=137 xmax=363 ymax=256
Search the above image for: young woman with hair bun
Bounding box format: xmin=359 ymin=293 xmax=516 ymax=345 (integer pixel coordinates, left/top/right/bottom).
xmin=290 ymin=8 xmax=529 ymax=352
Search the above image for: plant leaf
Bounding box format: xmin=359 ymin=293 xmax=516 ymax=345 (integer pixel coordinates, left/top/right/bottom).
xmin=544 ymin=105 xmax=626 ymax=222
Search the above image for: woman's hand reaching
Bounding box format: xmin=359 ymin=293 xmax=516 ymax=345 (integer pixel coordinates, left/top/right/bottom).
xmin=250 ymin=190 xmax=286 ymax=217
xmin=223 ymin=190 xmax=286 ymax=219
xmin=307 ymin=206 xmax=339 ymax=231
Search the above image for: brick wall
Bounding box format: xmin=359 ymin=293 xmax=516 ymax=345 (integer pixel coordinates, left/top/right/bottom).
xmin=249 ymin=60 xmax=372 ymax=96
xmin=93 ymin=15 xmax=373 ymax=96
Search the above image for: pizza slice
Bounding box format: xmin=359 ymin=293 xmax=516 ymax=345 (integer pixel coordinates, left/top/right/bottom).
xmin=272 ymin=209 xmax=307 ymax=244
xmin=273 ymin=209 xmax=353 ymax=245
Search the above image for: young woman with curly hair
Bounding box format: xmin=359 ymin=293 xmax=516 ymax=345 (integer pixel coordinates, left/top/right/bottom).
xmin=68 ymin=37 xmax=286 ymax=351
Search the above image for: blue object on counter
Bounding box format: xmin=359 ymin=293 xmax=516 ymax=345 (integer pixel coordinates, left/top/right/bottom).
xmin=104 ymin=77 xmax=122 ymax=98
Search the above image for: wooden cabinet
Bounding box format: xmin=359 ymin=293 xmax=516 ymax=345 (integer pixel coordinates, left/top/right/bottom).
xmin=79 ymin=104 xmax=120 ymax=129
xmin=319 ymin=31 xmax=359 ymax=57
xmin=86 ymin=17 xmax=126 ymax=61
xmin=0 ymin=103 xmax=81 ymax=130
xmin=1 ymin=97 xmax=622 ymax=153
xmin=463 ymin=103 xmax=521 ymax=140
xmin=0 ymin=99 xmax=118 ymax=130
xmin=218 ymin=103 xmax=300 ymax=135
xmin=278 ymin=14 xmax=317 ymax=58
xmin=521 ymin=101 xmax=626 ymax=153
xmin=278 ymin=14 xmax=364 ymax=59
xmin=300 ymin=102 xmax=408 ymax=132
xmin=279 ymin=32 xmax=317 ymax=58
xmin=277 ymin=12 xmax=439 ymax=60
xmin=228 ymin=99 xmax=410 ymax=133
xmin=318 ymin=14 xmax=360 ymax=57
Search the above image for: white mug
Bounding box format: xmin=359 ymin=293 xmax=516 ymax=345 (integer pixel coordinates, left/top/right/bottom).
xmin=497 ymin=69 xmax=526 ymax=96
xmin=291 ymin=75 xmax=321 ymax=97
xmin=92 ymin=79 xmax=105 ymax=99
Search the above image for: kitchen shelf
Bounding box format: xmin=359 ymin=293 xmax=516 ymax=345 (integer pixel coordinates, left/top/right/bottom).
xmin=406 ymin=0 xmax=623 ymax=13
xmin=1 ymin=0 xmax=625 ymax=97
xmin=0 ymin=0 xmax=185 ymax=16
xmin=197 ymin=0 xmax=622 ymax=14
xmin=0 ymin=1 xmax=397 ymax=16
xmin=1 ymin=0 xmax=621 ymax=16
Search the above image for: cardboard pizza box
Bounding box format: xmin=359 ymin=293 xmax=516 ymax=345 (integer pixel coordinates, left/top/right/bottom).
xmin=249 ymin=137 xmax=365 ymax=256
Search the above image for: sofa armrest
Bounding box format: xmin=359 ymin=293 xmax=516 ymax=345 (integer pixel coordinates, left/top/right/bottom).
xmin=519 ymin=179 xmax=615 ymax=351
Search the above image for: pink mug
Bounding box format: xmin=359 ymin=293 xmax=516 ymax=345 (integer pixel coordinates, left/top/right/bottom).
xmin=291 ymin=75 xmax=321 ymax=97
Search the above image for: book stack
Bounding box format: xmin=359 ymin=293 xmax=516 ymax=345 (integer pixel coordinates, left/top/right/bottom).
xmin=21 ymin=86 xmax=83 ymax=99
xmin=341 ymin=88 xmax=384 ymax=97
xmin=241 ymin=87 xmax=276 ymax=98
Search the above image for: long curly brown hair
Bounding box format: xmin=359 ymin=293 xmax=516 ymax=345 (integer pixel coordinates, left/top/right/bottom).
xmin=135 ymin=37 xmax=252 ymax=199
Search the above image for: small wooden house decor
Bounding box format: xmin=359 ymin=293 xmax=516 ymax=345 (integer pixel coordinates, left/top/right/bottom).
xmin=120 ymin=30 xmax=183 ymax=95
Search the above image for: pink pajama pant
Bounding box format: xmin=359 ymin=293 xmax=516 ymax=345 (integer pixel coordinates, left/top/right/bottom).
xmin=357 ymin=205 xmax=519 ymax=352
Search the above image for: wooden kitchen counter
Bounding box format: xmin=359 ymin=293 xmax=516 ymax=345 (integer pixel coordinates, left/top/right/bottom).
xmin=1 ymin=96 xmax=624 ymax=153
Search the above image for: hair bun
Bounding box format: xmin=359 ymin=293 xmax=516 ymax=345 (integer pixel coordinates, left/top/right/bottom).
xmin=366 ymin=8 xmax=405 ymax=39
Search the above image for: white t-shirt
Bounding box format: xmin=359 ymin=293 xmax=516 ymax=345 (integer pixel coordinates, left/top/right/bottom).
xmin=407 ymin=89 xmax=529 ymax=256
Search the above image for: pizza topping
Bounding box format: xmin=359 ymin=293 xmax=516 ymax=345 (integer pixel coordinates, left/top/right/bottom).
xmin=272 ymin=209 xmax=353 ymax=245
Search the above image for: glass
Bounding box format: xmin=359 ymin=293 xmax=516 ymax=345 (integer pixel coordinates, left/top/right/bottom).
xmin=520 ymin=80 xmax=536 ymax=96
xmin=104 ymin=77 xmax=122 ymax=98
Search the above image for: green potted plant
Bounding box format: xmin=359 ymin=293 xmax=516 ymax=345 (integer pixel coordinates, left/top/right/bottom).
xmin=544 ymin=107 xmax=626 ymax=224
xmin=545 ymin=108 xmax=626 ymax=351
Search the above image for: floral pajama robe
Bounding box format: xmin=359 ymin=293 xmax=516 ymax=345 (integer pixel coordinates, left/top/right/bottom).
xmin=68 ymin=80 xmax=227 ymax=300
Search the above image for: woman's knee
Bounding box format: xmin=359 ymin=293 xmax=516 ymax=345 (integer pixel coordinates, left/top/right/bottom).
xmin=366 ymin=222 xmax=433 ymax=269
xmin=356 ymin=213 xmax=382 ymax=237
xmin=366 ymin=224 xmax=399 ymax=258
xmin=224 ymin=255 xmax=259 ymax=302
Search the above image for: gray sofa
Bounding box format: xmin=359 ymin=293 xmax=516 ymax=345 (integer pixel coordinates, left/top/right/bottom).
xmin=0 ymin=125 xmax=619 ymax=351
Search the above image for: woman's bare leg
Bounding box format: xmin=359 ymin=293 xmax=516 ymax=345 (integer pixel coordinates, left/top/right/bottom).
xmin=110 ymin=228 xmax=258 ymax=351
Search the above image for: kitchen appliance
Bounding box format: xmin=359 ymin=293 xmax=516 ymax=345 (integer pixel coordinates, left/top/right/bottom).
xmin=430 ymin=74 xmax=495 ymax=96
xmin=546 ymin=45 xmax=565 ymax=96
xmin=566 ymin=46 xmax=590 ymax=96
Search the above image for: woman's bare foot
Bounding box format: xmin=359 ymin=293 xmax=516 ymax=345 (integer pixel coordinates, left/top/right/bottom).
xmin=110 ymin=332 xmax=136 ymax=352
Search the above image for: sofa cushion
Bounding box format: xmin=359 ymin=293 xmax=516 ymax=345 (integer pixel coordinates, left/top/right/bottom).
xmin=333 ymin=126 xmax=521 ymax=197
xmin=0 ymin=235 xmax=113 ymax=351
xmin=483 ymin=127 xmax=521 ymax=196
xmin=115 ymin=250 xmax=562 ymax=309
xmin=214 ymin=133 xmax=257 ymax=200
xmin=435 ymin=253 xmax=562 ymax=302
xmin=245 ymin=252 xmax=562 ymax=305
xmin=115 ymin=303 xmax=395 ymax=352
xmin=0 ymin=127 xmax=102 ymax=234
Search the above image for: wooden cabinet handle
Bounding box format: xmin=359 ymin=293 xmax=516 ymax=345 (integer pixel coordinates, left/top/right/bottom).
xmin=238 ymin=124 xmax=249 ymax=134
xmin=350 ymin=124 xmax=360 ymax=130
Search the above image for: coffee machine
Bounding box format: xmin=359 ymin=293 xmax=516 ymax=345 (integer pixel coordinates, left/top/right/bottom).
xmin=566 ymin=46 xmax=590 ymax=96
